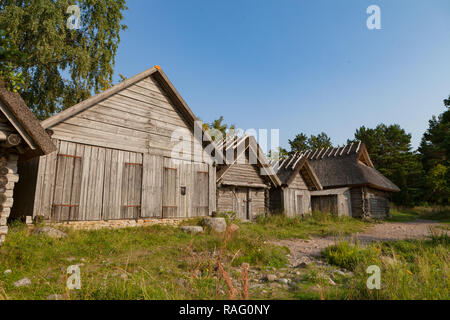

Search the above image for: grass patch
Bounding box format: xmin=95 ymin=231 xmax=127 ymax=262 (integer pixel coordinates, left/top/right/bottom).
xmin=388 ymin=206 xmax=450 ymax=223
xmin=241 ymin=212 xmax=369 ymax=240
xmin=0 ymin=222 xmax=287 ymax=300
xmin=320 ymin=233 xmax=450 ymax=300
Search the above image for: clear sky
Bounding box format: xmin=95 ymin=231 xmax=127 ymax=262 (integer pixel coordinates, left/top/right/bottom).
xmin=112 ymin=0 xmax=450 ymax=151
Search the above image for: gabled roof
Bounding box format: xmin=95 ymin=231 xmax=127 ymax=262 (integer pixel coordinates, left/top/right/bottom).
xmin=303 ymin=142 xmax=400 ymax=192
xmin=216 ymin=135 xmax=281 ymax=187
xmin=41 ymin=66 xmax=223 ymax=163
xmin=270 ymin=153 xmax=322 ymax=190
xmin=0 ymin=81 xmax=56 ymax=157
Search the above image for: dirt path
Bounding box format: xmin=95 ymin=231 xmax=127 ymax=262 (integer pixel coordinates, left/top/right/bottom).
xmin=274 ymin=220 xmax=449 ymax=268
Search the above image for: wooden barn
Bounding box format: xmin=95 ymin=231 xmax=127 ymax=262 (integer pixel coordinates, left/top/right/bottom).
xmin=13 ymin=66 xmax=220 ymax=223
xmin=269 ymin=153 xmax=322 ymax=217
xmin=215 ymin=135 xmax=281 ymax=220
xmin=305 ymin=142 xmax=400 ymax=219
xmin=0 ymin=82 xmax=56 ymax=244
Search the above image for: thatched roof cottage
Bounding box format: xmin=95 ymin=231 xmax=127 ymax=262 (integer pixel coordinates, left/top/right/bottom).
xmin=305 ymin=142 xmax=399 ymax=218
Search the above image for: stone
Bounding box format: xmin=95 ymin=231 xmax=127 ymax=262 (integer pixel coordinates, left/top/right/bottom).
xmin=31 ymin=227 xmax=67 ymax=239
xmin=47 ymin=294 xmax=64 ymax=300
xmin=0 ymin=225 xmax=8 ymax=235
xmin=277 ymin=278 xmax=290 ymax=285
xmin=180 ymin=226 xmax=203 ymax=234
xmin=263 ymin=274 xmax=277 ymax=282
xmin=4 ymin=269 xmax=12 ymax=275
xmin=14 ymin=277 xmax=31 ymax=287
xmin=25 ymin=216 xmax=33 ymax=225
xmin=204 ymin=218 xmax=227 ymax=233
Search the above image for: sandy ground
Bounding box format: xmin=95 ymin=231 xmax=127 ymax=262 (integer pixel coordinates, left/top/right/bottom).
xmin=274 ymin=220 xmax=450 ymax=267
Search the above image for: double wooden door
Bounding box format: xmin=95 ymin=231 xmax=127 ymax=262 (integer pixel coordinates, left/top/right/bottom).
xmin=161 ymin=158 xmax=210 ymax=218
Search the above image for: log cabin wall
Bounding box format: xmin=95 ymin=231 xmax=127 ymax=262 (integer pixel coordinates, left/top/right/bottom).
xmin=0 ymin=152 xmax=19 ymax=245
xmin=16 ymin=71 xmax=216 ymax=222
xmin=366 ymin=188 xmax=390 ymax=218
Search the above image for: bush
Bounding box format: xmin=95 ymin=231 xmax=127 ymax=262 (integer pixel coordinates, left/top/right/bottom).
xmin=322 ymin=241 xmax=380 ymax=271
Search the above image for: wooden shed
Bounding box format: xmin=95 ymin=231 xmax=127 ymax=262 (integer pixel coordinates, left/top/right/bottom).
xmin=13 ymin=67 xmax=220 ymax=223
xmin=304 ymin=142 xmax=400 ymax=219
xmin=310 ymin=188 xmax=352 ymax=217
xmin=215 ymin=135 xmax=281 ymax=220
xmin=0 ymin=82 xmax=56 ymax=244
xmin=269 ymin=153 xmax=322 ymax=217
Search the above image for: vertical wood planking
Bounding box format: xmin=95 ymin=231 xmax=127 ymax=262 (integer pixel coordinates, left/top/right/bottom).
xmin=52 ymin=141 xmax=68 ymax=220
xmin=142 ymin=154 xmax=163 ymax=218
xmin=102 ymin=148 xmax=112 ymax=219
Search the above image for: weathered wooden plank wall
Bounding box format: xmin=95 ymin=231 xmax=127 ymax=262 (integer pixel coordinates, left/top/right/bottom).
xmin=49 ymin=76 xmax=212 ymax=163
xmin=30 ymin=141 xmax=213 ymax=221
xmin=282 ymin=188 xmax=311 ymax=217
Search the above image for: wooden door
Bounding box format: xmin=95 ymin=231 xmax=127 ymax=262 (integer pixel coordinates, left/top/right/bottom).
xmin=121 ymin=161 xmax=143 ymax=219
xmin=296 ymin=194 xmax=304 ymax=215
xmin=192 ymin=164 xmax=209 ymax=217
xmin=234 ymin=188 xmax=249 ymax=220
xmin=162 ymin=161 xmax=178 ymax=218
xmin=52 ymin=150 xmax=83 ymax=221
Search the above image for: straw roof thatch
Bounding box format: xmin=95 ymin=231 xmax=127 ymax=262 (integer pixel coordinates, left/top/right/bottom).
xmin=0 ymin=82 xmax=55 ymax=157
xmin=297 ymin=141 xmax=400 ymax=192
xmin=270 ymin=152 xmax=322 ymax=190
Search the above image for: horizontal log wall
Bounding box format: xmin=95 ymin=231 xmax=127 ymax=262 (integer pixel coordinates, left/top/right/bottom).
xmin=0 ymin=153 xmax=19 ymax=245
xmin=366 ymin=188 xmax=390 ymax=218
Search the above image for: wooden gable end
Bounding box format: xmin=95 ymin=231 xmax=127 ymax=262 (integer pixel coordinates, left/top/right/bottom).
xmin=220 ymin=150 xmax=269 ymax=187
xmin=49 ymin=75 xmax=201 ymax=160
xmin=289 ymin=171 xmax=308 ymax=190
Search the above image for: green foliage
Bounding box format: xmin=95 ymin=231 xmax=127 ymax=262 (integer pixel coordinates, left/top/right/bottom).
xmin=322 ymin=241 xmax=380 ymax=271
xmin=321 ymin=237 xmax=450 ymax=300
xmin=0 ymin=0 xmax=128 ymax=119
xmin=0 ymin=29 xmax=25 ymax=91
xmin=308 ymin=132 xmax=332 ymax=150
xmin=288 ymin=132 xmax=333 ymax=154
xmin=201 ymin=116 xmax=236 ymax=140
xmin=419 ymin=97 xmax=450 ymax=205
xmin=351 ymin=124 xmax=424 ymax=205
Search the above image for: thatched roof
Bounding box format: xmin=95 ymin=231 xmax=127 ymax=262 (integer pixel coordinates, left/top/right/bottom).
xmin=0 ymin=81 xmax=56 ymax=157
xmin=216 ymin=134 xmax=281 ymax=187
xmin=270 ymin=152 xmax=322 ymax=190
xmin=298 ymin=142 xmax=400 ymax=192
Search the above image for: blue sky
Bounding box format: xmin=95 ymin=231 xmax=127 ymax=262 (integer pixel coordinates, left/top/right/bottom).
xmin=113 ymin=0 xmax=450 ymax=151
